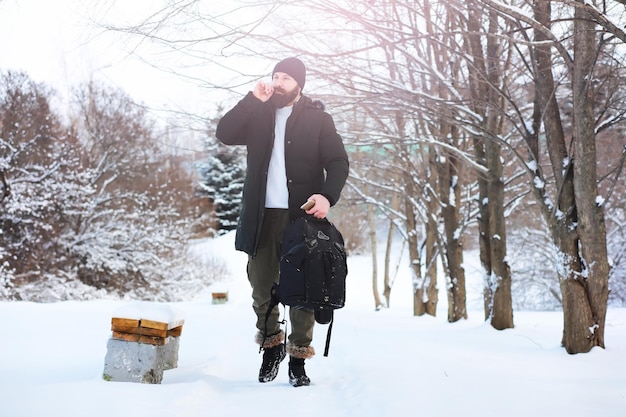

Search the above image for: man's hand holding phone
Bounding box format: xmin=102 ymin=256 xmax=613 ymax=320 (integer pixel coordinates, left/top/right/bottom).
xmin=301 ymin=195 xmax=330 ymax=219
xmin=253 ymin=81 xmax=274 ymax=102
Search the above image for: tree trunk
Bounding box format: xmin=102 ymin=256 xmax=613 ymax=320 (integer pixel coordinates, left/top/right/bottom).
xmin=368 ymin=203 xmax=383 ymax=310
xmin=437 ymin=149 xmax=467 ymax=322
xmin=424 ymin=151 xmax=439 ymax=316
xmin=423 ymin=214 xmax=439 ymax=316
xmin=484 ymin=138 xmax=513 ymax=329
xmin=383 ymin=187 xmax=401 ymax=308
xmin=383 ymin=219 xmax=394 ymax=308
xmin=571 ymin=2 xmax=609 ymax=349
xmin=465 ymin=0 xmax=513 ymax=329
xmin=424 ymin=3 xmax=467 ymax=322
xmin=413 ymin=151 xmax=440 ymax=317
xmin=532 ymin=0 xmax=608 ymax=353
xmin=404 ymin=173 xmax=424 ymax=316
xmin=534 ymin=1 xmax=588 ymax=353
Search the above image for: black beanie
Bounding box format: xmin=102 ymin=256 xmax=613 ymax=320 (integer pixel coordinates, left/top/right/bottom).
xmin=273 ymin=57 xmax=306 ymax=90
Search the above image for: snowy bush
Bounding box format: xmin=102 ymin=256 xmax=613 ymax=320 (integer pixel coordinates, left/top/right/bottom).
xmin=0 ymin=73 xmax=216 ymax=301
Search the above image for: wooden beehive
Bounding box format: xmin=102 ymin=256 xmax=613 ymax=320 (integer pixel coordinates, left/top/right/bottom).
xmin=111 ymin=317 xmax=185 ymax=346
xmin=212 ymin=291 xmax=229 ymax=304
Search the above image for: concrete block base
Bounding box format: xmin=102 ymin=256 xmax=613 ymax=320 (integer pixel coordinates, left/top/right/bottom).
xmin=102 ymin=336 xmax=180 ymax=384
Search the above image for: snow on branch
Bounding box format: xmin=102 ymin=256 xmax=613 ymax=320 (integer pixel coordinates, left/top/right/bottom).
xmin=478 ymin=0 xmax=574 ymax=71
xmin=560 ymin=0 xmax=626 ymax=44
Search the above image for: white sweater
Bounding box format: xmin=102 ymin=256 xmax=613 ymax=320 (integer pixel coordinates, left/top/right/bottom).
xmin=265 ymin=105 xmax=293 ymax=208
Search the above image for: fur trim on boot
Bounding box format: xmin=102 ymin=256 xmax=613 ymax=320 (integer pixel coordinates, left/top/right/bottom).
xmin=255 ymin=330 xmax=285 ymax=349
xmin=286 ymin=342 xmax=315 ymax=359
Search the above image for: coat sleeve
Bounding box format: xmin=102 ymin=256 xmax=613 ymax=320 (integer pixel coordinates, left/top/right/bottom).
xmin=216 ymin=92 xmax=266 ymax=145
xmin=319 ymin=112 xmax=349 ymax=206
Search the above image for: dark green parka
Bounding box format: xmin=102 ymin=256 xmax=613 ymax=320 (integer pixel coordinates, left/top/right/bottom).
xmin=216 ymin=92 xmax=349 ymax=256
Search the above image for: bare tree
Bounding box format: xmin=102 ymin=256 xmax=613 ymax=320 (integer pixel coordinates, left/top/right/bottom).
xmin=97 ymin=0 xmax=626 ymax=352
xmin=462 ymin=0 xmax=514 ymax=329
xmin=473 ymin=0 xmax=621 ymax=352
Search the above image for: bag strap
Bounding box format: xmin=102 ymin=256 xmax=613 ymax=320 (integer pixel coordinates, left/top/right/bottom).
xmin=261 ymin=284 xmax=283 ymax=352
xmin=323 ymin=315 xmax=334 ymax=357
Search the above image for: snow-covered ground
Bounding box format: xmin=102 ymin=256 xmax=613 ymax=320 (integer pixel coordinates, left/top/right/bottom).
xmin=1 ymin=231 xmax=624 ymax=417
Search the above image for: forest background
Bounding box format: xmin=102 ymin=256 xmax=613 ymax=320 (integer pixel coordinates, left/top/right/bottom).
xmin=1 ymin=0 xmax=625 ymax=355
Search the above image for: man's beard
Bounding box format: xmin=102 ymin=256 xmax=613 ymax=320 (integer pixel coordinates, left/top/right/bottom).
xmin=270 ymin=86 xmax=300 ymax=108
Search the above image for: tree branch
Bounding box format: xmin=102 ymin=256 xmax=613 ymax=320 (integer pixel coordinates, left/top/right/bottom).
xmin=559 ymin=0 xmax=626 ymax=44
xmin=477 ymin=0 xmax=574 ymax=71
xmin=0 ymin=170 xmax=10 ymax=203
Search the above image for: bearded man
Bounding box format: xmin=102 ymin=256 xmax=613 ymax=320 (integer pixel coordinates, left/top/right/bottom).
xmin=216 ymin=57 xmax=349 ymax=387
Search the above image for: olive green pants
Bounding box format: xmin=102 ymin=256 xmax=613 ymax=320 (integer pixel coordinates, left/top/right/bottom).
xmin=247 ymin=209 xmax=315 ymax=347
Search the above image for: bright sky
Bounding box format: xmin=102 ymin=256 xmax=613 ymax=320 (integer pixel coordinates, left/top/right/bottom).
xmin=0 ymin=0 xmax=206 ymax=113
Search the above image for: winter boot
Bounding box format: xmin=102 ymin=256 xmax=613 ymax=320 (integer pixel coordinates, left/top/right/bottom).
xmin=258 ymin=343 xmax=286 ymax=383
xmin=288 ymin=356 xmax=311 ymax=387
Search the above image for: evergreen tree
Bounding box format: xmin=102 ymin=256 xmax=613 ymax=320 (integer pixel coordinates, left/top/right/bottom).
xmin=199 ymin=137 xmax=245 ymax=234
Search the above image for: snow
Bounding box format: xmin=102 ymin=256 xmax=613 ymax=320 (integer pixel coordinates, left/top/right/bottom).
xmin=1 ymin=231 xmax=625 ymax=417
xmin=112 ymin=302 xmax=186 ymax=324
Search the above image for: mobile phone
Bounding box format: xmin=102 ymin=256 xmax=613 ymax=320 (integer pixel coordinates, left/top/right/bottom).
xmin=300 ymin=199 xmax=315 ymax=210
